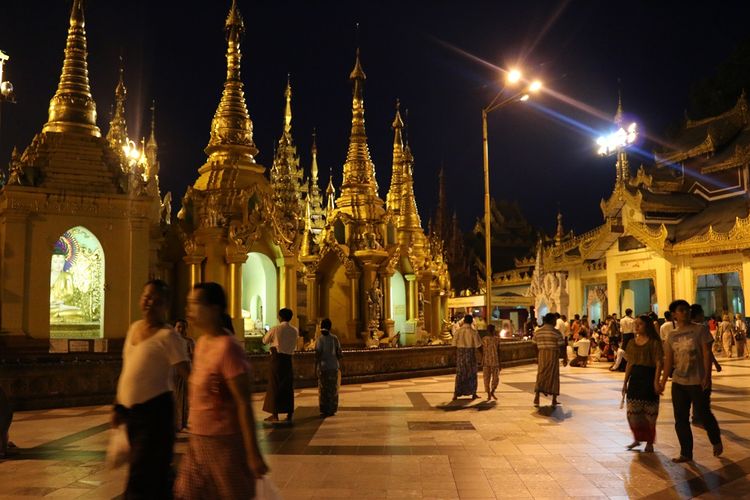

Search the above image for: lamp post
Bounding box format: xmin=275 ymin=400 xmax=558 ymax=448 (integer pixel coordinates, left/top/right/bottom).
xmin=482 ymin=70 xmax=541 ymax=325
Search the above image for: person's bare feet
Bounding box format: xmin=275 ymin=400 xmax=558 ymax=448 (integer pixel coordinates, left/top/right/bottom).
xmin=672 ymin=455 xmax=691 ymax=463
xmin=644 ymin=443 xmax=654 ymax=453
xmin=713 ymin=442 xmax=723 ymax=457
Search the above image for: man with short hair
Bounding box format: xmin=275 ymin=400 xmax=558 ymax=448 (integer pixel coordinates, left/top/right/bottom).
xmin=570 ymin=331 xmax=590 ymax=367
xmin=620 ymin=308 xmax=635 ymax=350
xmin=263 ymin=308 xmax=299 ymax=423
xmin=660 ymin=300 xmax=723 ymax=462
xmin=533 ymin=313 xmax=567 ymax=407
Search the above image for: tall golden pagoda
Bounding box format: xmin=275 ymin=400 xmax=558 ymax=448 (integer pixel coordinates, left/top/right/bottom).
xmin=0 ymin=0 xmax=165 ymax=347
xmin=307 ymin=131 xmax=326 ymax=238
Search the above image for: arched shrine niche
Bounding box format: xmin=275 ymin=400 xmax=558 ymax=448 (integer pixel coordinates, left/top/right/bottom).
xmin=242 ymin=252 xmax=278 ymax=336
xmin=50 ymin=226 xmax=105 ymax=339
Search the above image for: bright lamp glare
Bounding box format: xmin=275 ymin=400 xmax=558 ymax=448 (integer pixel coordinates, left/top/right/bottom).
xmin=529 ymin=80 xmax=542 ymax=92
xmin=507 ymin=69 xmax=522 ymax=84
xmin=519 ymin=94 xmax=530 ymax=102
xmin=597 ymin=122 xmax=638 ymax=156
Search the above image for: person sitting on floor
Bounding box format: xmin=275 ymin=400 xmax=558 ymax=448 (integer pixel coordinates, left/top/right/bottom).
xmin=570 ymin=330 xmax=591 ymax=367
xmin=610 ymin=340 xmax=628 ymax=371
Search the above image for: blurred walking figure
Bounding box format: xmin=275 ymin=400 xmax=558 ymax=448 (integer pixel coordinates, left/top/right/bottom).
xmin=452 ymin=315 xmax=482 ymax=400
xmin=735 ymin=314 xmax=747 ymax=358
xmin=175 ymin=282 xmax=268 ymax=499
xmin=482 ymin=324 xmax=502 ymax=400
xmin=718 ymin=314 xmax=735 ymax=358
xmin=174 ymin=319 xmax=194 ymax=431
xmin=315 ymin=318 xmax=343 ymax=417
xmin=114 ymin=280 xmax=190 ymax=499
xmin=262 ymin=308 xmax=299 ymax=422
xmin=533 ymin=313 xmax=567 ymax=407
xmin=622 ymin=315 xmax=664 ymax=453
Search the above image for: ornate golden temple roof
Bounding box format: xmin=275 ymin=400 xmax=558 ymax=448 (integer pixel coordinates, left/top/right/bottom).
xmin=335 ymin=49 xmax=385 ymax=220
xmin=106 ymin=59 xmax=128 ymax=157
xmin=42 ymin=0 xmax=100 ymax=137
xmin=194 ymin=0 xmax=264 ymax=190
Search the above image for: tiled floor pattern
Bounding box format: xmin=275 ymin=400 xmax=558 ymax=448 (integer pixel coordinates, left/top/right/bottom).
xmin=2 ymin=358 xmax=750 ymax=498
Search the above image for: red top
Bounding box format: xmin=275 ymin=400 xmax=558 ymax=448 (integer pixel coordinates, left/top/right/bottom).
xmin=188 ymin=334 xmax=250 ymax=436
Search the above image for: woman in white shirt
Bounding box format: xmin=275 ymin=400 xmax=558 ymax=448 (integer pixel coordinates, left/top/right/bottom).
xmin=113 ymin=279 xmax=190 ymax=499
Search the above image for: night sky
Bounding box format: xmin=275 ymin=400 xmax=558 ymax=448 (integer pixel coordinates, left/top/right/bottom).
xmin=1 ymin=1 xmax=749 ymax=236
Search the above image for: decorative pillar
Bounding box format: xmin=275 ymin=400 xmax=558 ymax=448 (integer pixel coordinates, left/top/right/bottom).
xmin=382 ymin=272 xmax=395 ymax=335
xmin=405 ymin=274 xmax=417 ymax=320
xmin=226 ymin=252 xmax=247 ymax=340
xmin=183 ymin=255 xmax=204 ymax=288
xmin=277 ymin=256 xmax=299 ymax=328
xmin=304 ymin=271 xmax=319 ymax=333
xmin=346 ymin=271 xmax=361 ymax=341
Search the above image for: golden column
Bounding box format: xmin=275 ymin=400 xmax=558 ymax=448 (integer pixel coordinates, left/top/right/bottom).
xmin=405 ymin=274 xmax=417 ymax=320
xmin=277 ymin=256 xmax=299 ymax=327
xmin=382 ymin=272 xmax=395 ymax=335
xmin=304 ymin=271 xmax=319 ymax=332
xmin=226 ymin=251 xmax=247 ymax=339
xmin=347 ymin=271 xmax=361 ymax=339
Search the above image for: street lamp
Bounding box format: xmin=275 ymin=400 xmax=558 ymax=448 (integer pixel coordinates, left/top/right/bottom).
xmin=482 ymin=70 xmax=541 ymax=325
xmin=596 ymin=99 xmax=638 ymax=184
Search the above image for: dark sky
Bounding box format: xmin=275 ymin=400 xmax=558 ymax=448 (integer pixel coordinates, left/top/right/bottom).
xmin=1 ymin=1 xmax=749 ymax=236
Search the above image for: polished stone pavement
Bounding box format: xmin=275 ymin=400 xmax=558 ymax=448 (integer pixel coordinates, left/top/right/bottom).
xmin=2 ymin=358 xmax=750 ymax=499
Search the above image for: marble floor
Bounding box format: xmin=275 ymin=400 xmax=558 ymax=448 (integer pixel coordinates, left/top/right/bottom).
xmin=2 ymin=358 xmax=750 ymax=499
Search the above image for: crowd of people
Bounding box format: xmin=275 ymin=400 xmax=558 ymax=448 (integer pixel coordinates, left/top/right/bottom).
xmin=530 ymin=302 xmax=739 ymax=462
xmin=109 ymin=279 xmax=344 ymax=499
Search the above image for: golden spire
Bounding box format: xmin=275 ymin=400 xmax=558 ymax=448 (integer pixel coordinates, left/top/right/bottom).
xmin=106 ymin=58 xmax=128 ymax=153
xmin=386 ymin=99 xmax=405 ymax=215
xmin=301 ymin=198 xmax=313 ymax=257
xmin=398 ymin=112 xmax=422 ymax=234
xmin=43 ymin=0 xmax=100 ymax=137
xmin=283 ymin=74 xmax=292 ymax=138
xmin=326 ymin=171 xmax=336 ymax=216
xmin=204 ymin=0 xmax=258 ymax=161
xmin=147 ymin=99 xmax=157 ymax=149
xmin=311 ymin=128 xmax=319 ymax=184
xmin=338 ymin=48 xmax=383 ymax=214
xmin=614 ymin=88 xmax=623 ymax=126
xmin=146 ymin=100 xmax=158 ymax=177
xmin=555 ymin=210 xmax=563 ymax=246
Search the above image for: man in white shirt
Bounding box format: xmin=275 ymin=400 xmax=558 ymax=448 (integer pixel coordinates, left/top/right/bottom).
xmin=660 ymin=311 xmax=675 ymax=342
xmin=620 ymin=308 xmax=635 ymax=349
xmin=262 ymin=308 xmax=299 ymax=422
xmin=570 ymin=331 xmax=591 ymax=367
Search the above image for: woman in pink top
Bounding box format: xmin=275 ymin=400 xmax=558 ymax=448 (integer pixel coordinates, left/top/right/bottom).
xmin=175 ymin=282 xmax=268 ymax=499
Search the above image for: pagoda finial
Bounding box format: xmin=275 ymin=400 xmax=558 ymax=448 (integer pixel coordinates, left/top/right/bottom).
xmin=555 ymin=210 xmax=564 ymax=245
xmin=43 ymin=0 xmax=100 ymax=137
xmin=147 ymin=100 xmax=157 ymax=148
xmin=386 ymin=99 xmax=405 ymax=214
xmin=204 ymin=0 xmax=257 ymax=161
xmin=311 ymin=128 xmax=319 ymax=183
xmin=398 ymin=110 xmax=422 ymax=235
xmin=106 ymin=56 xmax=128 ymax=152
xmin=326 ymin=169 xmax=336 ymax=216
xmin=614 ymin=84 xmax=624 ymax=125
xmin=283 ymin=74 xmax=292 ymax=137
xmin=339 ymin=47 xmax=382 ymax=211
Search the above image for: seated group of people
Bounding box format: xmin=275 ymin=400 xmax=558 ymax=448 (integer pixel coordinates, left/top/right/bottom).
xmin=568 ymin=332 xmax=627 ymax=370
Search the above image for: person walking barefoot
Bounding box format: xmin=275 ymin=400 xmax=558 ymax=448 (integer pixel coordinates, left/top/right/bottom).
xmin=533 ymin=313 xmax=567 ymax=407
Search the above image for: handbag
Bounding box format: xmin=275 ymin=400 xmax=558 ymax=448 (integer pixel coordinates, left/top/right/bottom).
xmin=254 ymin=475 xmax=282 ymax=500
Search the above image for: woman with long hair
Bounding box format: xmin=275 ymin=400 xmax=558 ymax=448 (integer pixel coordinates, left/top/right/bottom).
xmin=622 ymin=314 xmax=664 ymax=452
xmin=175 ymin=282 xmax=268 ymax=499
